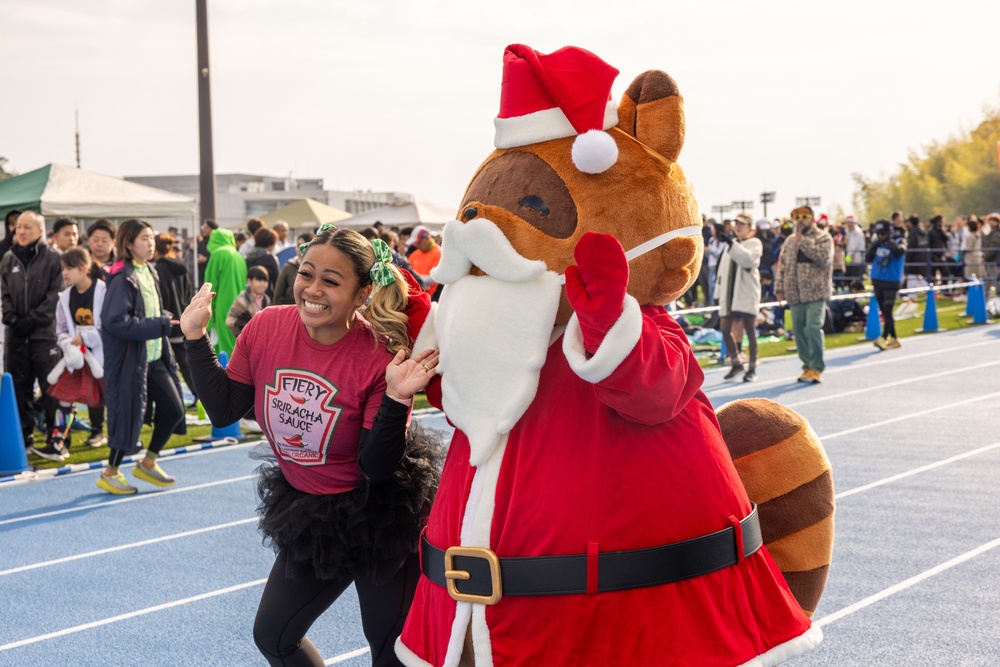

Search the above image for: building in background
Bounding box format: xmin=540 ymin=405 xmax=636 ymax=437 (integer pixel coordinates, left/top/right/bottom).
xmin=124 ymin=173 xmax=410 ymax=229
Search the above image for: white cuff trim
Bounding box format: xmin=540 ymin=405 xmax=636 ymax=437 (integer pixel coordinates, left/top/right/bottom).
xmin=494 ymin=101 xmax=618 ymax=149
xmin=563 ymin=295 xmax=642 ymax=383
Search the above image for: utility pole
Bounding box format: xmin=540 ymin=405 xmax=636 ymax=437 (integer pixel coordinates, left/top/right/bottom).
xmin=760 ymin=191 xmax=775 ymax=218
xmin=74 ymin=107 xmax=81 ymax=168
xmin=196 ymin=0 xmax=217 ymax=224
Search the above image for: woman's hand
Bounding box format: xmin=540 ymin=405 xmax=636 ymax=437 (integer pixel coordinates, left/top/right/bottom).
xmin=181 ymin=283 xmax=216 ymax=340
xmin=70 ymin=335 xmax=83 ymax=346
xmin=385 ymin=348 xmax=440 ymax=401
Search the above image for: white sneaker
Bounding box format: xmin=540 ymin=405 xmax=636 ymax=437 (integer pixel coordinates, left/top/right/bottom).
xmin=239 ymin=418 xmax=262 ymax=434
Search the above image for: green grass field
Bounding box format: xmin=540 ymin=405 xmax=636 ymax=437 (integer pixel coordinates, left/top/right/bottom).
xmin=22 ymin=294 xmax=985 ymax=470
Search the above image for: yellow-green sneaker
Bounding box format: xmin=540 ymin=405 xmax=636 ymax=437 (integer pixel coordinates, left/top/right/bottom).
xmin=132 ymin=462 xmax=176 ymax=487
xmin=97 ymin=472 xmax=138 ymax=495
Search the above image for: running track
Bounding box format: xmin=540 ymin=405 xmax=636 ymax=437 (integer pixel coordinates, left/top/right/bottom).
xmin=1 ymin=322 xmax=998 ymax=665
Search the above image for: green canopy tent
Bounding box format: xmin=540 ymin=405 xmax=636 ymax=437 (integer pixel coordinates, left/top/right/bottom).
xmin=0 ymin=163 xmax=197 ymax=222
xmin=0 ymin=163 xmax=199 ymax=283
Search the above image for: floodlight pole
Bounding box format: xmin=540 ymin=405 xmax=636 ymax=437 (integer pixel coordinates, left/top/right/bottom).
xmin=795 ymin=196 xmax=821 ymax=209
xmin=196 ymin=0 xmax=217 ymax=224
xmin=760 ymin=191 xmax=776 ymax=218
xmin=711 ymin=204 xmax=730 ymax=221
xmin=732 ymin=200 xmax=754 ymax=213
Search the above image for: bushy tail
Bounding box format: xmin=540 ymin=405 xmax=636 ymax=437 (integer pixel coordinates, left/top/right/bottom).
xmin=716 ymin=398 xmax=835 ymax=617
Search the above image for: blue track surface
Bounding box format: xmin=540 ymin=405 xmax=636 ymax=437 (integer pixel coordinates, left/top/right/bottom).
xmin=2 ymin=323 xmax=998 ymax=665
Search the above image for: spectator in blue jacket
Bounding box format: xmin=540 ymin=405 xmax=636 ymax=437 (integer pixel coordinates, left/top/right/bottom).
xmin=866 ymin=219 xmax=908 ymax=350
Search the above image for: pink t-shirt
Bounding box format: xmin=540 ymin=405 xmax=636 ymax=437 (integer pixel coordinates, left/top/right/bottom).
xmin=226 ymin=305 xmax=392 ymax=494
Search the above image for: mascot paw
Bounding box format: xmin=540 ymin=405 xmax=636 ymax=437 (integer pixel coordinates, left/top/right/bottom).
xmin=565 ymin=232 xmax=629 ymax=352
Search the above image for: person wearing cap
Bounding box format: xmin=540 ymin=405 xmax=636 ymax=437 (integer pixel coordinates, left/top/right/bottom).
xmin=866 ymin=220 xmax=908 ymax=350
xmin=842 ymin=215 xmax=866 ymax=281
xmin=774 ymin=206 xmax=833 ymax=383
xmin=406 ymin=228 xmax=441 ymax=296
xmin=715 ymin=213 xmax=763 ymax=382
xmin=980 ymin=213 xmax=1000 ymax=295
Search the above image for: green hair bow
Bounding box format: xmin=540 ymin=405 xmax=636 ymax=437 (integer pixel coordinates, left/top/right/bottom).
xmin=298 ymin=222 xmax=338 ymax=255
xmin=369 ymin=238 xmax=396 ymax=287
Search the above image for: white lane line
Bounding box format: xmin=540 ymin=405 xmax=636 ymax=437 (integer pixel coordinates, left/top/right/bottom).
xmin=785 ymin=360 xmax=1000 ymax=408
xmin=706 ymin=337 xmax=1000 ymax=395
xmin=835 ymin=441 xmax=1000 ymax=500
xmin=819 ymin=392 xmax=1000 ymax=440
xmin=0 ymin=578 xmax=268 ymax=652
xmin=325 ymin=647 xmax=371 ymax=664
xmin=0 ymin=517 xmax=257 ymax=577
xmin=816 ymin=535 xmax=1000 ymax=627
xmin=0 ymin=474 xmax=256 ymax=527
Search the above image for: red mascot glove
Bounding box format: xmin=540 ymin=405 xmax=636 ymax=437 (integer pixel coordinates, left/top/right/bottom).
xmin=564 ymin=232 xmax=630 ymax=355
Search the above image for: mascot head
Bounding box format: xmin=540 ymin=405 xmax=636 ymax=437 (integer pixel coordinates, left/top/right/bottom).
xmin=439 ymin=43 xmax=702 ymax=313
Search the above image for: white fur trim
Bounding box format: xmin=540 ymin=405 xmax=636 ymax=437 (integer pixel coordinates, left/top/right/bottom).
xmin=494 ymin=100 xmax=618 ymax=149
xmin=736 ymin=623 xmax=823 ymax=667
xmin=571 ymin=130 xmax=619 ymax=174
xmin=440 ymin=437 xmax=508 ymax=667
xmin=394 ymin=638 xmax=433 ymax=667
xmin=563 ymin=295 xmax=643 ymax=383
xmin=411 ymin=301 xmax=438 ymax=356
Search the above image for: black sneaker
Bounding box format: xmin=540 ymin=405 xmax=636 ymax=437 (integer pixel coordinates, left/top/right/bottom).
xmin=743 ymin=369 xmax=757 ymax=382
xmin=723 ymin=364 xmax=745 ymax=381
xmin=29 ymin=443 xmax=66 ymax=462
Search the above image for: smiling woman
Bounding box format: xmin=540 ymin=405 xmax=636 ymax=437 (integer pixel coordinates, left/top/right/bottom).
xmin=179 ymin=225 xmax=442 ymax=667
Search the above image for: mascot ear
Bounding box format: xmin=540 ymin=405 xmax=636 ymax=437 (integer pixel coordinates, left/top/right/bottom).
xmin=616 ymin=70 xmax=685 ymax=164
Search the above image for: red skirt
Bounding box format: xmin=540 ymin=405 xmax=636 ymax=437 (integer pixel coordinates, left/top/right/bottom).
xmin=47 ymin=364 xmax=105 ymax=407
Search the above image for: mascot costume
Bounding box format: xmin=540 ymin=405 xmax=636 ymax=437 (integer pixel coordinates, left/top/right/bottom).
xmin=396 ymin=44 xmax=834 ymax=667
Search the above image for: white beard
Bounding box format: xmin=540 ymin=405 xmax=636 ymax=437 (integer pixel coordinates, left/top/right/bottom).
xmin=431 ymin=219 xmax=562 ymax=467
xmin=436 ymin=274 xmax=561 ymax=467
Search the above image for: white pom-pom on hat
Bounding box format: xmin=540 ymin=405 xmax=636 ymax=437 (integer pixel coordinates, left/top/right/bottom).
xmin=572 ymin=130 xmax=619 ymax=174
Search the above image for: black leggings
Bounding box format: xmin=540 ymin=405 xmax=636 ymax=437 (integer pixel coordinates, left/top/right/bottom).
xmin=872 ymin=280 xmax=900 ymax=338
xmin=108 ymin=358 xmax=184 ymax=467
xmin=253 ymin=553 xmax=419 ymax=667
xmin=720 ymin=312 xmax=758 ymax=368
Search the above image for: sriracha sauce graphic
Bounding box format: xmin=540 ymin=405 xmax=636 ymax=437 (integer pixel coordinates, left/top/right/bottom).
xmin=263 ymin=369 xmax=342 ymax=465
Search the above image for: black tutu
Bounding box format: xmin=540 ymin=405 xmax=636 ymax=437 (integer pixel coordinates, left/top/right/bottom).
xmin=253 ymin=421 xmax=445 ymax=585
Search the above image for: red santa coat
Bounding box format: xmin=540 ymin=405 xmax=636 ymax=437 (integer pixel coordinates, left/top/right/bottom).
xmin=397 ymin=304 xmax=819 ymax=667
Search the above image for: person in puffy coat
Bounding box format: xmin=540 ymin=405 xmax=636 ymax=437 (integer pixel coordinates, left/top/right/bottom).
xmin=99 ymin=219 xmax=186 ymax=495
xmin=715 ymin=212 xmax=763 ymax=382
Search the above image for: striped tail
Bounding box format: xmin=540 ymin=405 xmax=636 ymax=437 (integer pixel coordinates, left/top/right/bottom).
xmin=716 ymin=398 xmax=835 ymax=617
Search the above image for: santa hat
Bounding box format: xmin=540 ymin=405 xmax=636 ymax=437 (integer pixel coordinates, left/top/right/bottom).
xmin=493 ymin=44 xmax=620 ymax=174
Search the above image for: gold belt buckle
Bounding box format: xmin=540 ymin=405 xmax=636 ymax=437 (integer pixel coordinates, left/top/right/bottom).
xmin=443 ymin=546 xmax=502 ymax=605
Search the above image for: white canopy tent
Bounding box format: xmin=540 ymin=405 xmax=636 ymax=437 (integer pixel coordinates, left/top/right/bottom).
xmin=336 ymin=198 xmax=456 ymax=233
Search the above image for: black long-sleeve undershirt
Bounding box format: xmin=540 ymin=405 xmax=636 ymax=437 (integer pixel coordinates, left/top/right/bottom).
xmin=184 ymin=335 xmax=409 ymax=482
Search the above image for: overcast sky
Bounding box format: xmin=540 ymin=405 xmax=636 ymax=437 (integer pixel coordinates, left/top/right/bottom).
xmin=4 ymin=0 xmax=999 ymax=222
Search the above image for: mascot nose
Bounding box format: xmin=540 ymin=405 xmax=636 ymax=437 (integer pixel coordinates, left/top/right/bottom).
xmin=462 ymin=207 xmax=479 ymax=222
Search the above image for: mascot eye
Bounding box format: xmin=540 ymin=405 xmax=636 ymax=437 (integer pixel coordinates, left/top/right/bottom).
xmin=519 ymin=196 xmax=550 ymax=216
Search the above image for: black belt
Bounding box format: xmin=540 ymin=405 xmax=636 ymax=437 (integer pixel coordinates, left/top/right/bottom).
xmin=421 ymin=504 xmax=761 ymax=605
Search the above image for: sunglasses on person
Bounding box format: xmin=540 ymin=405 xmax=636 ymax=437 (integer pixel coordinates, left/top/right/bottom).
xmin=792 ymin=214 xmax=812 ymax=221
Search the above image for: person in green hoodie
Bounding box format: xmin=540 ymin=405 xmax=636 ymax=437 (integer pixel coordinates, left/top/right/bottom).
xmin=203 ymin=228 xmax=247 ymax=357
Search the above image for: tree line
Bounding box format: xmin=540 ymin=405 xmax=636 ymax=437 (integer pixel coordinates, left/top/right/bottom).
xmin=853 ymin=106 xmax=1000 ymax=221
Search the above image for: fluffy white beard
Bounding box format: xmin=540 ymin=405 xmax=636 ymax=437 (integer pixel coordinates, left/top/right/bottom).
xmin=436 ymin=272 xmax=561 ymax=467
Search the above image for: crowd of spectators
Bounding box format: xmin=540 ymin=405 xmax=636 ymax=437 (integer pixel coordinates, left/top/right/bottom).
xmin=0 ymin=211 xmax=444 ymax=470
xmin=678 ymin=207 xmax=1000 ymax=380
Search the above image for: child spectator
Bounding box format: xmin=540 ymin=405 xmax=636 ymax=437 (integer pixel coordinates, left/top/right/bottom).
xmin=227 ymin=266 xmax=271 ymax=339
xmin=46 ymin=248 xmax=108 ymax=455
